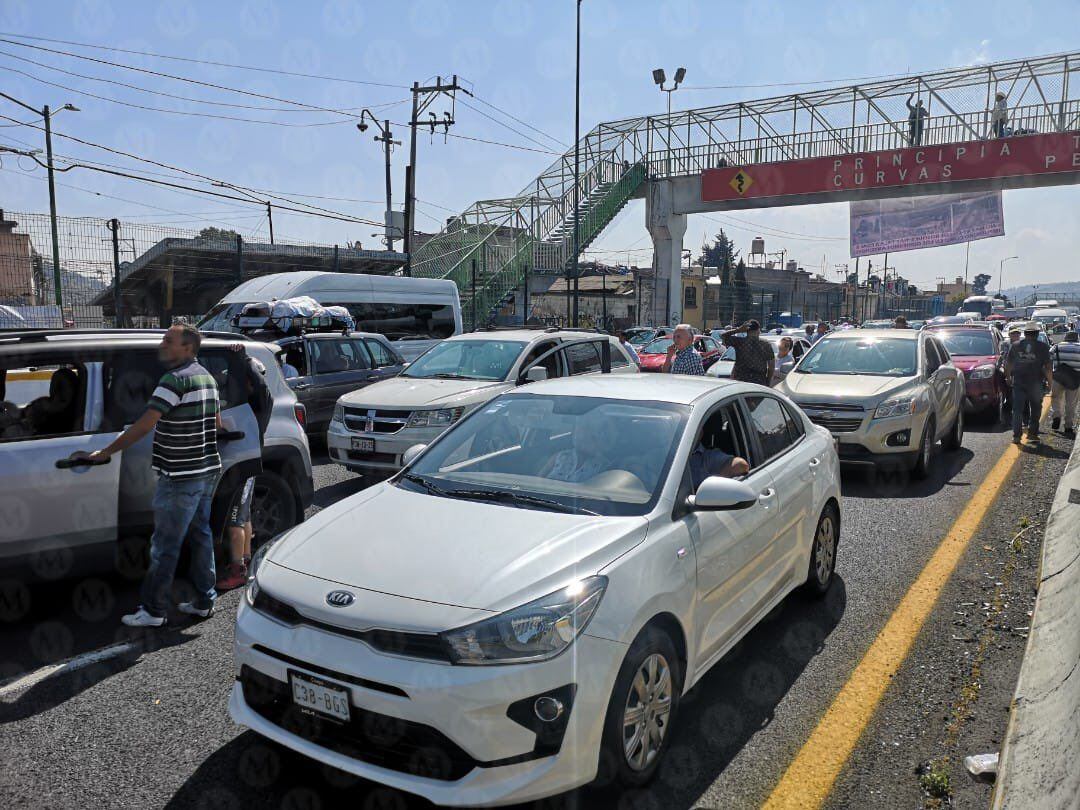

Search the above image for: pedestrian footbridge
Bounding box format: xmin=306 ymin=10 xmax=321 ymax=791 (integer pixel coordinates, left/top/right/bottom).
xmin=410 ymin=52 xmax=1080 ymax=328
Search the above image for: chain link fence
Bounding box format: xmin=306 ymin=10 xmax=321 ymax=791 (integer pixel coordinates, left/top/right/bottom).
xmin=0 ymin=211 xmax=404 ymax=329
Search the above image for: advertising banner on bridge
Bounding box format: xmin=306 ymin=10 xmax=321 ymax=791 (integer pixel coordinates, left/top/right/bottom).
xmin=849 ymin=191 xmax=1004 ymax=257
xmin=701 ymin=131 xmax=1080 ymax=204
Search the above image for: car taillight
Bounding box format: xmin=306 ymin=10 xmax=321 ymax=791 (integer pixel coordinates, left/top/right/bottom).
xmin=293 ymin=403 xmax=306 ymax=429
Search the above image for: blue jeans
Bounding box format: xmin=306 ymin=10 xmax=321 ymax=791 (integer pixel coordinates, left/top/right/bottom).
xmin=140 ymin=472 xmax=218 ymax=618
xmin=1011 ymin=382 xmax=1043 ymax=438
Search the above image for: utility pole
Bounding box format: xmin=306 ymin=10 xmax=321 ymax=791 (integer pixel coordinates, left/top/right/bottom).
xmin=107 ymin=218 xmax=123 ymax=327
xmin=963 ymin=240 xmax=971 ymax=296
xmin=0 ymin=93 xmax=79 ymax=307
xmin=571 ymin=0 xmax=582 ymax=327
xmin=358 ymin=110 xmax=401 ymax=250
xmin=266 ymin=202 xmax=274 ymax=244
xmin=403 ymin=76 xmax=470 ymax=274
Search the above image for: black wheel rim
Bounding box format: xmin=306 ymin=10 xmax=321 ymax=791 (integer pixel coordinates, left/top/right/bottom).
xmin=251 ymin=481 xmax=286 ymax=541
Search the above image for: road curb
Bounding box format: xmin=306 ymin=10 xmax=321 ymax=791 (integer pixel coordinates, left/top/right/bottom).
xmin=992 ymin=437 xmax=1080 ymax=809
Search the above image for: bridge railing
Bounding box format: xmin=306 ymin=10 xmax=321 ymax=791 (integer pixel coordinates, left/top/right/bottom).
xmin=648 ymin=100 xmax=1080 ymax=177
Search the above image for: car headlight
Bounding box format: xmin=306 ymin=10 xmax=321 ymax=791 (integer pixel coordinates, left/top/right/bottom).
xmin=407 ymin=407 xmax=465 ymax=428
xmin=440 ymin=576 xmax=607 ymax=665
xmin=873 ymin=396 xmax=918 ymax=419
xmin=968 ymin=364 xmax=997 ymax=380
xmin=245 ymin=533 xmax=287 ymax=606
xmin=332 ymin=402 xmax=344 ymax=423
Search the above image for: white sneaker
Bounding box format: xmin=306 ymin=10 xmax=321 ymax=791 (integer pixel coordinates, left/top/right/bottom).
xmin=177 ymin=602 xmax=213 ymax=619
xmin=122 ymin=607 xmax=166 ymax=627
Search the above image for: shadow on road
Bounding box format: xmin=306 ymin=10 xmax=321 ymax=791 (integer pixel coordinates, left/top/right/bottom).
xmin=841 ymin=447 xmax=975 ymax=500
xmin=168 ymin=579 xmax=848 ymax=810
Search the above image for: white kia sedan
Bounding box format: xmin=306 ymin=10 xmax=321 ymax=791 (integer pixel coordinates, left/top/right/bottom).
xmin=230 ymin=374 xmax=842 ymax=807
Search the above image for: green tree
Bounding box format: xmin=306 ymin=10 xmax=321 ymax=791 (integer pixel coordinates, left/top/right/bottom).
xmin=699 ymin=230 xmax=739 ymax=324
xmin=972 ymin=273 xmax=992 ymax=295
xmin=197 ymin=227 xmax=241 ymax=244
xmin=733 ymin=259 xmax=753 ymax=323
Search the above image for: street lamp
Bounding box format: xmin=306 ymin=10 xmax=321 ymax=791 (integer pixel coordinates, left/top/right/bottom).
xmin=358 ymin=109 xmax=401 ymax=250
xmin=0 ymin=93 xmax=79 ymax=307
xmin=652 ymin=66 xmax=686 ymax=176
xmin=998 ymin=255 xmax=1018 ymax=296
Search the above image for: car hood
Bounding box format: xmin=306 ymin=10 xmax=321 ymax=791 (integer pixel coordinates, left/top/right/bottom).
xmin=266 ymin=482 xmax=649 ymax=622
xmin=338 ymin=376 xmax=511 ymax=408
xmin=781 ymin=372 xmax=914 ymax=401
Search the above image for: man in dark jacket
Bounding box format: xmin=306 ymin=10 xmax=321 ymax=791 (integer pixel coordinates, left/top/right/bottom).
xmin=1004 ymin=322 xmax=1053 ymax=444
xmin=718 ymin=320 xmax=775 ymax=387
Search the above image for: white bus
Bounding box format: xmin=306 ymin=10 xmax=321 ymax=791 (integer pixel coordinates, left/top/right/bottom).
xmin=958 ymin=295 xmax=995 ymax=318
xmin=198 ymin=271 xmax=462 ymax=361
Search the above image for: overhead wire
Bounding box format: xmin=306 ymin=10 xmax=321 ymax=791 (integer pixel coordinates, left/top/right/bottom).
xmin=456 ymin=97 xmax=562 ymax=153
xmin=466 ymin=92 xmax=569 ymax=148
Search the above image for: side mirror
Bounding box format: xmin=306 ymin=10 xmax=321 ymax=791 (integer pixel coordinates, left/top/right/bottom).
xmin=524 ymin=366 xmax=548 ymax=383
xmin=401 ymin=444 xmax=427 ymax=466
xmin=688 ymin=477 xmax=758 ymax=510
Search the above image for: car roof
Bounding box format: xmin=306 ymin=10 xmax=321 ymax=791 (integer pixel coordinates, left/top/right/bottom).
xmin=821 ymin=328 xmax=921 ymax=340
xmin=516 ymin=373 xmax=745 ymax=405
xmin=0 ymin=330 xmax=274 ymax=358
xmin=448 ymin=329 xmax=612 ymax=343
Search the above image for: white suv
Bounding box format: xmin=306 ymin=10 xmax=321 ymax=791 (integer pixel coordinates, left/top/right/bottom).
xmin=327 ymin=329 xmax=638 ymax=475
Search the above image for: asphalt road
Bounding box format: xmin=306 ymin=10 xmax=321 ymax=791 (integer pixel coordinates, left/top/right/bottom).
xmin=0 ymin=425 xmax=1071 ymax=809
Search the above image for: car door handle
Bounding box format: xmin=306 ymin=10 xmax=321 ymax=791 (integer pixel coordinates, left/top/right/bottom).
xmin=293 ymin=382 xmax=310 ymax=390
xmin=56 ymin=455 xmax=111 ymax=469
xmin=809 ymin=458 xmax=821 ymax=468
xmin=759 ymin=488 xmax=775 ymax=500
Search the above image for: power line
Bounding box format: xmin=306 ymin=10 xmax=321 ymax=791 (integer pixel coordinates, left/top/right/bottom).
xmin=700 ymin=213 xmax=845 ymax=243
xmin=0 ymin=61 xmax=363 ymax=127
xmin=0 ymin=112 xmax=382 ymax=223
xmin=457 ymin=97 xmax=562 ymax=152
xmin=467 ymin=92 xmax=569 ymax=148
xmin=0 ymin=30 xmax=411 ymax=89
xmin=0 ymin=47 xmax=404 ymax=114
xmin=0 ymin=36 xmax=369 ymax=118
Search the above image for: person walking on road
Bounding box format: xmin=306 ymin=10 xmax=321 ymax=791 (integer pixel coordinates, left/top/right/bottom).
xmin=991 ymin=91 xmax=1009 ymax=138
xmin=1049 ymin=330 xmax=1080 ymax=438
xmin=812 ymin=321 xmax=830 ymax=344
xmin=804 ymin=323 xmax=815 ymax=342
xmin=662 ymin=324 xmax=705 ymax=375
xmin=906 ymin=95 xmax=928 ymax=146
xmin=719 ymin=319 xmax=775 ymax=387
xmin=617 ymin=330 xmax=641 ymax=367
xmin=1004 ymin=321 xmax=1053 ymax=445
xmin=75 ymin=325 xmax=222 ymax=626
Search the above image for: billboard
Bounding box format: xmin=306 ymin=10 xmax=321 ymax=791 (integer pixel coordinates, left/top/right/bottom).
xmin=701 ymin=131 xmax=1080 ymax=204
xmin=849 ymin=191 xmax=1004 ymax=257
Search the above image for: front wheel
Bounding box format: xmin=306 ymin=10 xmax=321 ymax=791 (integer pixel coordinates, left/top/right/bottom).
xmin=943 ymin=408 xmax=964 ymax=451
xmin=802 ymin=503 xmax=839 ymax=597
xmin=911 ymin=417 xmax=935 ymax=480
xmin=597 ymin=628 xmax=682 ymax=790
xmin=250 ymin=470 xmax=298 ymax=546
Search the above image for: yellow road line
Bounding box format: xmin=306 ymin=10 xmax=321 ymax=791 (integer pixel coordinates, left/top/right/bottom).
xmin=762 ymin=433 xmax=1031 ymax=809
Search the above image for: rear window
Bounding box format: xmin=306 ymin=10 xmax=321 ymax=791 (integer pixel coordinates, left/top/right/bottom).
xmin=936 ymin=331 xmax=995 ymax=357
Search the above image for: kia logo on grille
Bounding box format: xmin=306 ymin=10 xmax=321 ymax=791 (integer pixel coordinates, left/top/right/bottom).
xmin=325 ymin=590 xmax=355 ymax=608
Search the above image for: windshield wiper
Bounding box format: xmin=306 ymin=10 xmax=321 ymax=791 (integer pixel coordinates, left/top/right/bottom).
xmin=442 ymin=488 xmax=599 ymax=515
xmin=400 ymin=472 xmax=451 ymax=496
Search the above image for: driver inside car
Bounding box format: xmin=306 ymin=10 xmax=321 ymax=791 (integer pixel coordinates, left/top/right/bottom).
xmin=690 ymin=414 xmax=750 ymax=489
xmin=547 ymin=410 xmax=618 ymax=483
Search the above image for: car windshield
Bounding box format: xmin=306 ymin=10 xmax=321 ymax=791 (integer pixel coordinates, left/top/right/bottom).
xmin=936 ymin=331 xmax=995 ymax=356
xmin=399 ymin=394 xmax=688 ymax=517
xmin=197 ymin=303 xmax=245 ymax=333
xmin=629 ymin=330 xmax=657 ymax=345
xmin=641 ymin=337 xmax=674 ymax=354
xmin=402 ymin=339 xmax=526 ymax=381
xmin=796 ymin=337 xmax=917 ymax=377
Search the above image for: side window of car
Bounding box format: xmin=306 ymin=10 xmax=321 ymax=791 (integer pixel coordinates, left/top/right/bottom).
xmin=564 ymin=342 xmax=602 ymax=375
xmin=364 ymin=339 xmax=397 ymax=368
xmin=103 ymin=350 xmax=163 ymax=429
xmin=279 ymin=342 xmax=307 ymax=377
xmin=609 ymin=340 xmax=630 ymax=368
xmin=521 ymin=340 xmax=560 ymax=378
xmin=931 ymin=338 xmax=951 ymax=365
xmin=200 ymin=350 xmax=246 ymax=409
xmin=342 ymin=340 xmax=372 ymax=371
xmin=744 ymin=395 xmax=798 ymax=464
xmin=1 ymin=361 xmax=88 ymax=441
xmin=924 ymin=340 xmax=942 ymax=374
xmin=782 ymin=402 xmax=805 ymax=440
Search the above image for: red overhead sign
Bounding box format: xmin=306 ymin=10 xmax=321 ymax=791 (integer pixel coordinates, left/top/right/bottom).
xmin=701 ymin=131 xmax=1080 ymax=202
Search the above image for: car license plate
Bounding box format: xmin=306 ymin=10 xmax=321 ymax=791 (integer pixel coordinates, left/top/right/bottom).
xmin=350 ymin=437 xmax=375 ymax=452
xmin=290 ymin=671 xmax=351 ymax=722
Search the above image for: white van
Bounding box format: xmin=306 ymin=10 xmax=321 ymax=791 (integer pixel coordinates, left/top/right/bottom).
xmin=197 ymin=271 xmax=462 ymax=361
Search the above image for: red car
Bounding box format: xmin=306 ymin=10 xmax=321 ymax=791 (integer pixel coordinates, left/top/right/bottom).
xmin=927 ymin=324 xmax=1005 ymax=421
xmin=637 ymin=335 xmax=724 ymax=372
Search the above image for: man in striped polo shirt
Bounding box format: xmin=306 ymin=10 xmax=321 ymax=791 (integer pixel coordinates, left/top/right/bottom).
xmin=81 ymin=324 xmax=222 ymax=627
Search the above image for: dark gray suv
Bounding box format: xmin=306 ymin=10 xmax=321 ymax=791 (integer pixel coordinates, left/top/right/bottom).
xmin=0 ymin=330 xmax=313 ymax=577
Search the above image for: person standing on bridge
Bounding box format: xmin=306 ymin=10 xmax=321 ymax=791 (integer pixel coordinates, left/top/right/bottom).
xmin=906 ymin=95 xmax=928 ymax=146
xmin=991 ymin=91 xmax=1009 ymax=138
xmin=1005 ymin=322 xmax=1053 ymax=445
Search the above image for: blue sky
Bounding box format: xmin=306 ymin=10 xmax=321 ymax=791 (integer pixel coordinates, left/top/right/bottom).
xmin=1 ymin=0 xmax=1078 ymax=290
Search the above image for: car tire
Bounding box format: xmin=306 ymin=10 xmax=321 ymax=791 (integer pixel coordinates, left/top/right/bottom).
xmin=597 ymin=627 xmax=682 ymax=790
xmin=250 ymin=470 xmax=298 ymax=546
xmin=802 ymin=503 xmax=839 ymax=597
xmin=911 ymin=416 xmax=936 ymax=480
xmin=943 ymin=408 xmax=964 ymax=451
